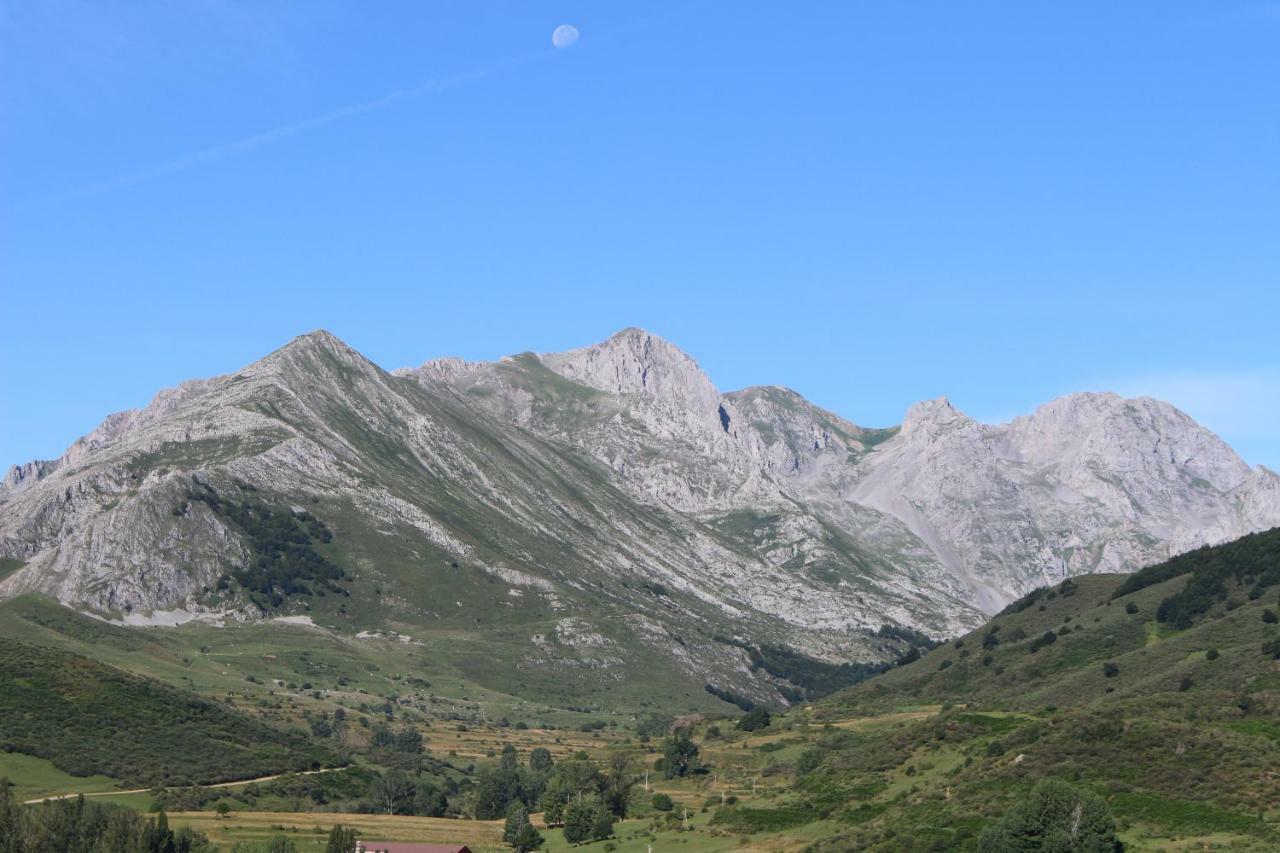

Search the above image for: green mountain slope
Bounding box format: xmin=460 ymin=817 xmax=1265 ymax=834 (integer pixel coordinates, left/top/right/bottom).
xmin=721 ymin=527 xmax=1280 ymax=851
xmin=0 ymin=635 xmax=337 ymax=788
xmin=0 ymin=332 xmax=943 ymax=715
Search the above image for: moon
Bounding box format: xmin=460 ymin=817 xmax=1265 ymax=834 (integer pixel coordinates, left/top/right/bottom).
xmin=552 ymin=24 xmax=579 ymax=49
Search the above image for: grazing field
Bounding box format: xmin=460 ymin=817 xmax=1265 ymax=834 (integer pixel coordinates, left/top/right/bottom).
xmin=0 ymin=752 xmax=120 ymax=803
xmin=168 ymin=811 xmax=506 ymax=852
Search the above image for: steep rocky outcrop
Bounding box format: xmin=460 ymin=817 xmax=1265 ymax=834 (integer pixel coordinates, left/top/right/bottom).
xmin=2 ymin=328 xmax=1277 ymax=706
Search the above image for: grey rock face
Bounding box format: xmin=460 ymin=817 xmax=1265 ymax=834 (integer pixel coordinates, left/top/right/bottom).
xmin=408 ymin=333 xmax=1280 ymax=616
xmin=2 ymin=459 xmax=60 ymax=495
xmin=3 ymin=328 xmax=1277 ymax=671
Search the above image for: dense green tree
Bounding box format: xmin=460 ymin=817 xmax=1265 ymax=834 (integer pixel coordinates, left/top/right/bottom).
xmin=538 ymin=755 xmax=604 ymax=825
xmin=142 ymin=810 xmax=177 ymax=853
xmin=602 ymin=752 xmax=634 ymax=818
xmin=0 ymin=793 xmax=212 ymax=853
xmin=977 ymin=780 xmax=1122 ymax=852
xmin=503 ymin=802 xmax=528 ymax=845
xmin=502 ymin=802 xmax=543 ymax=851
xmin=373 ymin=770 xmax=416 ymax=815
xmin=662 ymin=728 xmax=700 ymax=779
xmin=473 ymin=762 xmax=525 ymax=820
xmin=0 ymin=779 xmax=20 ymax=853
xmin=563 ymin=795 xmax=612 ymax=844
xmin=413 ymin=782 xmax=448 ymax=817
xmin=324 ymin=824 xmax=358 ymax=853
xmin=737 ymin=706 xmax=772 ymax=731
xmin=513 ymin=820 xmax=544 ymax=853
xmin=93 ymin=807 xmax=148 ymax=853
xmin=538 ymin=775 xmax=571 ymax=826
xmin=529 ymin=747 xmax=554 ymax=773
xmin=591 ymin=803 xmax=616 ymax=841
xmin=651 ymin=793 xmax=674 ymax=812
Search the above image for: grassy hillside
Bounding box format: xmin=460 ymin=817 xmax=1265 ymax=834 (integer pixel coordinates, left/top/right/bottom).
xmin=824 ymin=527 xmax=1280 ymax=716
xmin=0 ymin=636 xmax=337 ymax=788
xmin=781 ymin=527 xmax=1280 ymax=850
xmin=2 ymin=529 xmax=1277 ymax=851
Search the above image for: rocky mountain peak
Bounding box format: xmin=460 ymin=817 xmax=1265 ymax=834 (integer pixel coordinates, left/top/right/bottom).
xmin=395 ymin=356 xmax=483 ymax=384
xmin=1006 ymin=391 xmax=1253 ymax=493
xmin=901 ymin=397 xmax=974 ymax=437
xmin=253 ymin=329 xmax=363 ymax=370
xmin=4 ymin=328 xmax=1278 ymax=651
xmin=1 ymin=459 xmax=59 ymax=496
xmin=242 ymin=330 xmax=393 ymax=397
xmin=540 ymin=327 xmax=722 ymax=414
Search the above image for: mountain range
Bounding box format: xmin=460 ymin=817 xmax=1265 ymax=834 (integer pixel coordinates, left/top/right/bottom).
xmin=2 ymin=328 xmax=1277 ymax=707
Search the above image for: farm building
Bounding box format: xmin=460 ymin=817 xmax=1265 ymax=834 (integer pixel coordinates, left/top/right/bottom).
xmin=355 ymin=844 xmax=470 ymax=853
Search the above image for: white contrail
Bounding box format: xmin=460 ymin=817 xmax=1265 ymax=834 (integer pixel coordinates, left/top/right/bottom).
xmin=33 ymin=49 xmax=551 ymax=205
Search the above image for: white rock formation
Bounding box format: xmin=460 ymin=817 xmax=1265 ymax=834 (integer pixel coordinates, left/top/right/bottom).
xmin=3 ymin=327 xmax=1277 ymax=677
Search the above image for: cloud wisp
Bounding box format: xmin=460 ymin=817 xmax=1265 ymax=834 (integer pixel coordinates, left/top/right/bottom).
xmin=30 ymin=48 xmax=552 ymax=207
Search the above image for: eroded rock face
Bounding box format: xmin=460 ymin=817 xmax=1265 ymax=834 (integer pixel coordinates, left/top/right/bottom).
xmin=3 ymin=329 xmax=1278 ymax=677
xmin=848 ymin=393 xmax=1279 ymax=610
xmin=405 ymin=332 xmax=1280 ymax=615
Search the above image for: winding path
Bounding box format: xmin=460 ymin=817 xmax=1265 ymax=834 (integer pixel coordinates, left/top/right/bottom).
xmin=22 ymin=766 xmax=348 ymax=805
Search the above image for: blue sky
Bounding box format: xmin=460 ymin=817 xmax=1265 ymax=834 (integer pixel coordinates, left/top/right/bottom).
xmin=2 ymin=1 xmax=1278 ymax=469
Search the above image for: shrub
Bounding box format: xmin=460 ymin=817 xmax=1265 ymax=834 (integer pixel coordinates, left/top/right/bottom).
xmin=1263 ymin=609 xmax=1278 ymax=624
xmin=651 ymin=793 xmax=674 ymax=812
xmin=795 ymin=748 xmax=823 ymax=775
xmin=1206 ymin=648 xmax=1220 ymax=661
xmin=977 ymin=780 xmax=1119 ymax=852
xmin=1125 ymin=601 xmax=1139 ymax=615
xmin=1102 ymin=661 xmax=1120 ymax=678
xmin=710 ymin=804 xmax=818 ymax=833
xmin=1029 ymin=631 xmax=1058 ymax=653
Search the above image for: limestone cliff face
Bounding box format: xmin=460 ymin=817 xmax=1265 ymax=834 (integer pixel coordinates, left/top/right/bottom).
xmin=4 ymin=328 xmax=1278 ymax=660
xmin=406 ymin=333 xmax=1280 ymax=615
xmin=846 ymin=393 xmax=1280 ymax=610
xmin=541 ymin=328 xmax=723 ymax=418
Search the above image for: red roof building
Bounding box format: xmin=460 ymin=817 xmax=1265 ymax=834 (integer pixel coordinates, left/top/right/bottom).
xmin=355 ymin=840 xmax=471 ymax=845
